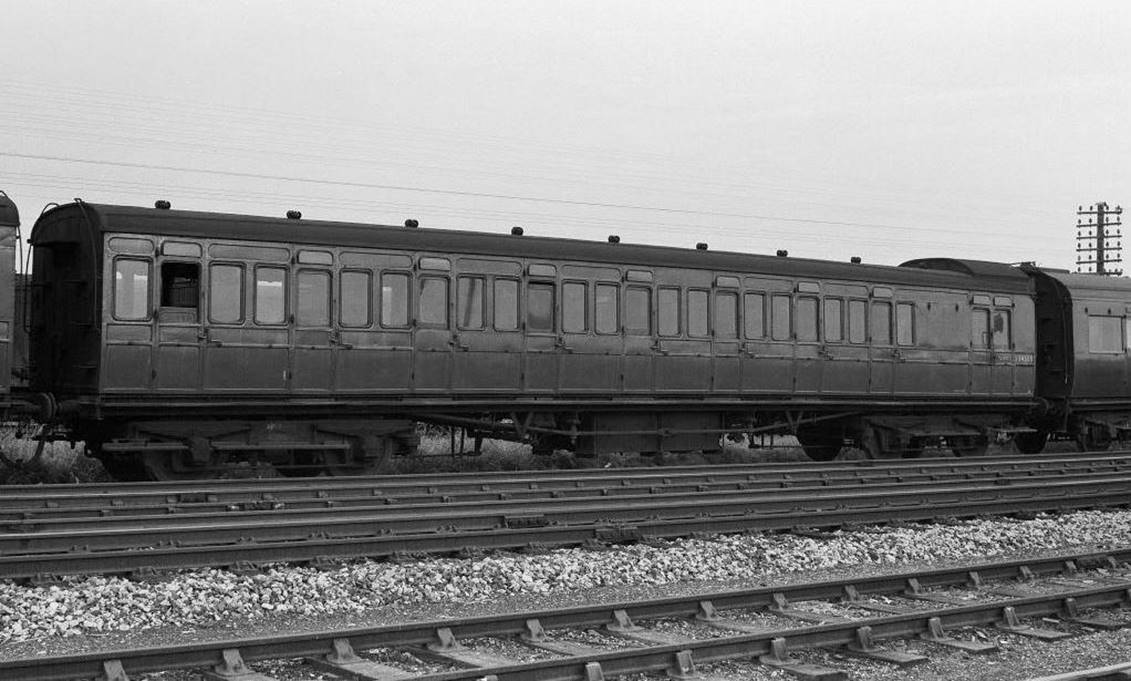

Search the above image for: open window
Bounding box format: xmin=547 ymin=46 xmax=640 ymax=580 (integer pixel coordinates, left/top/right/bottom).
xmin=158 ymin=261 xmax=200 ymax=323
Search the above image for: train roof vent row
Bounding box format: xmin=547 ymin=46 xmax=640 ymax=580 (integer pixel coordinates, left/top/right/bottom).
xmin=154 ymin=200 xmax=170 ymax=210
xmin=286 ymin=210 xmax=302 ymax=220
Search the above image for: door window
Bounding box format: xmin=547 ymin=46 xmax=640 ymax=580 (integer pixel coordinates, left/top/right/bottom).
xmin=296 ymin=270 xmax=331 ymax=327
xmin=715 ymin=291 xmax=738 ymax=339
xmin=114 ymin=258 xmax=151 ymax=321
xmin=418 ymin=276 xmax=449 ymax=328
xmin=340 ymin=270 xmax=371 ymax=328
xmin=209 ymin=264 xmax=243 ymax=324
xmin=562 ymin=282 xmax=587 ymax=333
xmin=527 ymin=282 xmax=554 ymax=332
xmin=595 ymin=283 xmax=619 ymax=334
xmin=658 ymin=287 xmax=680 ymax=337
xmin=494 ymin=279 xmax=518 ymax=330
xmin=624 ymin=287 xmax=651 ymax=335
xmin=254 ymin=267 xmax=287 ymax=325
xmin=381 ymin=272 xmax=410 ymax=328
xmin=457 ymin=276 xmax=485 ymax=329
xmin=688 ymin=289 xmax=709 ymax=338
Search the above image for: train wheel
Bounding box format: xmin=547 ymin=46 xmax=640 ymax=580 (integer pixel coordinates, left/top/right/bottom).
xmin=950 ymin=435 xmax=989 ymax=457
xmin=795 ymin=427 xmax=842 ymax=461
xmin=1012 ymin=431 xmax=1048 ymax=454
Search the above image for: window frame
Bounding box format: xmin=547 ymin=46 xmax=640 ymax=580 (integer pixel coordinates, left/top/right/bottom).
xmin=870 ymin=300 xmax=893 ymax=345
xmin=158 ymin=260 xmax=201 ymax=311
xmin=624 ymin=285 xmax=652 ymax=336
xmin=417 ymin=274 xmax=450 ymax=329
xmin=493 ymin=277 xmax=520 ymax=332
xmin=595 ymin=282 xmax=620 ymax=335
xmin=771 ymin=294 xmax=791 ymax=341
xmin=456 ymin=275 xmax=487 ymax=331
xmin=896 ymin=302 xmax=915 ymax=346
xmin=295 ymin=268 xmax=332 ymax=328
xmin=253 ymin=265 xmax=288 ymax=326
xmin=112 ymin=256 xmax=153 ymax=322
xmin=526 ymin=280 xmax=556 ymax=334
xmin=380 ymin=270 xmax=412 ymax=329
xmin=715 ymin=290 xmax=739 ymax=339
xmin=208 ymin=262 xmax=245 ymax=325
xmin=743 ymin=291 xmax=765 ymax=339
xmin=657 ymin=286 xmax=681 ymax=337
xmin=824 ymin=297 xmax=843 ymax=343
xmin=339 ymin=269 xmax=373 ymax=329
xmin=687 ymin=288 xmax=710 ymax=338
xmin=561 ymin=280 xmax=588 ymax=334
xmin=795 ymin=295 xmax=820 ymax=343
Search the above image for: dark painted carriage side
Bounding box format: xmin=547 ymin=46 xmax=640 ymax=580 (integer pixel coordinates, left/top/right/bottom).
xmin=1022 ymin=268 xmax=1131 ymax=450
xmin=28 ymin=200 xmax=1041 ymax=476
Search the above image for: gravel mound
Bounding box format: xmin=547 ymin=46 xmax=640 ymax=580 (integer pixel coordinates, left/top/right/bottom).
xmin=2 ymin=509 xmax=1129 ymax=644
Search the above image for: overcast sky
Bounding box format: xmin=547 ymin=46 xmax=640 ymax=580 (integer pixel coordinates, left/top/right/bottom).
xmin=2 ymin=1 xmax=1128 ymax=270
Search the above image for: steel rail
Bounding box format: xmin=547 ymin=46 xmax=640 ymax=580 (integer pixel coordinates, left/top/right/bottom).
xmin=5 ymin=463 xmax=1130 ymax=530
xmin=4 ymin=451 xmax=1129 ymax=512
xmin=2 ymin=547 xmax=1128 ymax=681
xmin=5 ymin=454 xmax=1131 ymax=522
xmin=2 ymin=475 xmax=1131 ymax=578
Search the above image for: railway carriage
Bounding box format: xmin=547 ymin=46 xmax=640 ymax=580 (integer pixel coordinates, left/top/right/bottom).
xmin=0 ymin=192 xmax=17 ymax=412
xmin=15 ymin=198 xmax=1051 ymax=478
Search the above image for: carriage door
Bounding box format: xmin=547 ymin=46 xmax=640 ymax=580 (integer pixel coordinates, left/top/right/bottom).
xmin=450 ymin=260 xmax=523 ymax=392
xmin=153 ymin=241 xmax=203 ymax=392
xmin=558 ymin=273 xmax=619 ymax=394
xmin=413 ymin=257 xmax=453 ymax=393
xmin=712 ymin=281 xmax=741 ymax=394
xmin=291 ymin=250 xmax=334 ymax=393
xmin=867 ymin=289 xmax=895 ymax=396
xmin=793 ymin=283 xmax=823 ymax=394
xmin=969 ymin=296 xmax=993 ymax=395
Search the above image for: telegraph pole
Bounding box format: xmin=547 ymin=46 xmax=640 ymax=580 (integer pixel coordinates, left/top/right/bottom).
xmin=1077 ymin=202 xmax=1123 ymax=275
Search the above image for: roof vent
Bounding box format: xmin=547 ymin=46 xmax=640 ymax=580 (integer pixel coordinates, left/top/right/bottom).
xmin=696 ymin=242 xmax=708 ymax=250
xmin=608 ymin=235 xmax=620 ymax=243
xmin=154 ymin=200 xmax=171 ymax=210
xmin=404 ymin=219 xmax=419 ymax=228
xmin=850 ymin=256 xmax=862 ymax=264
xmin=286 ymin=210 xmax=302 ymax=220
xmin=511 ymin=226 xmax=524 ymax=236
xmin=776 ymin=249 xmax=788 ymax=257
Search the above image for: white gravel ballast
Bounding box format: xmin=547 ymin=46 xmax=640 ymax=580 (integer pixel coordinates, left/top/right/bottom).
xmin=2 ymin=509 xmax=1130 ymax=645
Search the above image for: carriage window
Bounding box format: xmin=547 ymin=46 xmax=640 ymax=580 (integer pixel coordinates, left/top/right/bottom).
xmin=255 ymin=267 xmax=287 ymax=325
xmin=971 ymin=308 xmax=990 ymax=348
xmin=418 ymin=276 xmax=449 ymax=327
xmin=595 ymin=283 xmax=619 ymax=334
xmin=160 ymin=262 xmax=199 ymax=309
xmin=688 ymin=289 xmax=709 ymax=337
xmin=562 ymin=282 xmax=587 ymax=333
xmin=114 ymin=258 xmax=151 ymax=321
xmin=625 ymin=287 xmax=651 ymax=335
xmin=897 ymin=302 xmax=915 ymax=345
xmin=209 ymin=264 xmax=243 ymax=323
xmin=716 ymin=291 xmax=738 ymax=339
xmin=527 ymin=282 xmax=554 ymax=332
xmin=296 ymin=270 xmax=330 ymax=327
xmin=849 ymin=300 xmax=866 ymax=343
xmin=381 ymin=272 xmax=410 ymax=328
xmin=824 ymin=298 xmax=843 ymax=342
xmin=771 ymin=295 xmax=791 ymax=340
xmin=457 ymin=276 xmax=485 ymax=330
xmin=871 ymin=301 xmax=892 ymax=344
xmin=340 ymin=271 xmax=371 ymax=327
xmin=993 ymin=310 xmax=1011 ymax=350
xmin=658 ymin=287 xmax=680 ymax=337
xmin=744 ymin=293 xmax=765 ymax=339
xmin=494 ymin=279 xmax=519 ymax=330
xmin=796 ymin=297 xmax=818 ymax=342
xmin=1088 ymin=315 xmax=1121 ymax=353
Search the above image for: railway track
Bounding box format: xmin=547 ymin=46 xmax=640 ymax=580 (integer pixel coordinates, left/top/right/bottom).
xmin=4 ymin=456 xmax=1131 ymax=579
xmin=4 ymin=547 xmax=1130 ymax=681
xmin=4 ymin=451 xmax=1131 ymax=520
